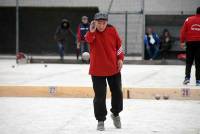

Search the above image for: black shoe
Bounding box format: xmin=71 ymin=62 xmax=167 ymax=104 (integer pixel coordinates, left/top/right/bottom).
xmin=196 ymin=80 xmax=200 ymax=86
xmin=183 ymin=78 xmax=190 ymax=85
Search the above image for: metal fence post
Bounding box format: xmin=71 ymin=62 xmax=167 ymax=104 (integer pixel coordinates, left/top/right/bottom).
xmin=142 ymin=0 xmax=145 ymax=59
xmin=16 ymin=0 xmax=19 ymax=64
xmin=125 ymin=11 xmax=128 ymax=55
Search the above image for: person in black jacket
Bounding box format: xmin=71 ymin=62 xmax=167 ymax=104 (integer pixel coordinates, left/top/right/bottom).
xmin=160 ymin=29 xmax=172 ymax=59
xmin=54 ymin=19 xmax=75 ymax=61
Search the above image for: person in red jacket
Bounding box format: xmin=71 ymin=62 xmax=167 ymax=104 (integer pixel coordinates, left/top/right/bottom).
xmin=180 ymin=7 xmax=200 ymax=86
xmin=76 ymin=16 xmax=90 ymax=61
xmin=85 ymin=12 xmax=124 ymax=131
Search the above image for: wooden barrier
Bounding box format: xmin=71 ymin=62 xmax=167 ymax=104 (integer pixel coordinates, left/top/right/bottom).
xmin=0 ymin=85 xmax=200 ymax=100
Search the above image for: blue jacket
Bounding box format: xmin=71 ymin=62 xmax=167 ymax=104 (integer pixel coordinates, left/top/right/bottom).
xmin=144 ymin=33 xmax=160 ymax=46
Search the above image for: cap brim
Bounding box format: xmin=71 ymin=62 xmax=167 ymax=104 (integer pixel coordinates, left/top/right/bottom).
xmin=94 ymin=18 xmax=108 ymax=20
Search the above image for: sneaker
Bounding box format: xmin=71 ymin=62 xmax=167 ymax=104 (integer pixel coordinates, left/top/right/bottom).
xmin=196 ymin=80 xmax=200 ymax=86
xmin=111 ymin=114 xmax=121 ymax=129
xmin=183 ymin=78 xmax=190 ymax=85
xmin=97 ymin=121 xmax=105 ymax=131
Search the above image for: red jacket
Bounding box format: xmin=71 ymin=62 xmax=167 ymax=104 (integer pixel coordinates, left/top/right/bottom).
xmin=76 ymin=23 xmax=89 ymax=42
xmin=180 ymin=14 xmax=200 ymax=43
xmin=85 ymin=24 xmax=124 ymax=76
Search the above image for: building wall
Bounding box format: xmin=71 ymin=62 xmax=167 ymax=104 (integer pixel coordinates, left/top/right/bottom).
xmin=0 ymin=7 xmax=98 ymax=54
xmin=0 ymin=0 xmax=199 ymax=55
xmin=145 ymin=0 xmax=200 ymax=15
xmin=1 ymin=0 xmax=199 ymax=13
xmin=0 ymin=0 xmax=111 ymax=11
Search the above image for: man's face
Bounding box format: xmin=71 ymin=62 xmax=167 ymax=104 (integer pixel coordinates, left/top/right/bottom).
xmin=147 ymin=28 xmax=153 ymax=34
xmin=164 ymin=32 xmax=169 ymax=36
xmin=63 ymin=23 xmax=67 ymax=27
xmin=96 ymin=20 xmax=108 ymax=32
xmin=82 ymin=17 xmax=88 ymax=24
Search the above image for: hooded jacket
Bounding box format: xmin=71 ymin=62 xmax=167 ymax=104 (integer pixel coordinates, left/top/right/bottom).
xmin=85 ymin=24 xmax=124 ymax=76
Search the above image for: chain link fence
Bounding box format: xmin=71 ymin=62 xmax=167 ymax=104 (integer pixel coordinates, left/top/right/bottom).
xmin=108 ymin=12 xmax=144 ymax=56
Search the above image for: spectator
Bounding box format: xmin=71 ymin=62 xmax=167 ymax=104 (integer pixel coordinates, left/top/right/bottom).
xmin=160 ymin=29 xmax=172 ymax=59
xmin=144 ymin=27 xmax=160 ymax=60
xmin=180 ymin=7 xmax=200 ymax=86
xmin=76 ymin=16 xmax=90 ymax=61
xmin=54 ymin=19 xmax=75 ymax=61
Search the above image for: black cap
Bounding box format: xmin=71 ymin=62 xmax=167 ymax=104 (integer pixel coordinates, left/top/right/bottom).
xmin=197 ymin=6 xmax=200 ymax=14
xmin=94 ymin=12 xmax=108 ymax=20
xmin=62 ymin=19 xmax=69 ymax=23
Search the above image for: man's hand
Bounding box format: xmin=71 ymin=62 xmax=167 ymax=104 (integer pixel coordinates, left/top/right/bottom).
xmin=180 ymin=42 xmax=185 ymax=49
xmin=90 ymin=20 xmax=96 ymax=33
xmin=118 ymin=60 xmax=123 ymax=72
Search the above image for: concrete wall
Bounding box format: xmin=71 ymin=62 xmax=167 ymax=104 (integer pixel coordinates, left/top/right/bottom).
xmin=145 ymin=0 xmax=200 ymax=15
xmin=0 ymin=0 xmax=199 ymax=55
xmin=0 ymin=0 xmax=141 ymax=11
xmin=0 ymin=0 xmax=111 ymax=11
xmin=0 ymin=7 xmax=98 ymax=54
xmin=1 ymin=0 xmax=199 ymax=13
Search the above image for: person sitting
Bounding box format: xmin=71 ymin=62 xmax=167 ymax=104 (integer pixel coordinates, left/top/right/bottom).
xmin=144 ymin=27 xmax=160 ymax=60
xmin=160 ymin=29 xmax=172 ymax=60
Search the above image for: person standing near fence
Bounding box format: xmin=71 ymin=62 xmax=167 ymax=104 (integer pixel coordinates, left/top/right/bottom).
xmin=76 ymin=16 xmax=90 ymax=61
xmin=180 ymin=7 xmax=200 ymax=86
xmin=85 ymin=12 xmax=124 ymax=131
xmin=54 ymin=19 xmax=75 ymax=61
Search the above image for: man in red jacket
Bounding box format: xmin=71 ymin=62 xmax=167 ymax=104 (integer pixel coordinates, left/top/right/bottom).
xmin=180 ymin=7 xmax=200 ymax=86
xmin=76 ymin=16 xmax=90 ymax=61
xmin=85 ymin=12 xmax=124 ymax=131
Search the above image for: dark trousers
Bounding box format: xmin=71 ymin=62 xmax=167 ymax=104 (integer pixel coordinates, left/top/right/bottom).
xmin=185 ymin=41 xmax=200 ymax=80
xmin=160 ymin=44 xmax=171 ymax=59
xmin=80 ymin=41 xmax=89 ymax=55
xmin=91 ymin=72 xmax=123 ymax=121
xmin=57 ymin=41 xmax=65 ymax=59
xmin=145 ymin=45 xmax=160 ymax=59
